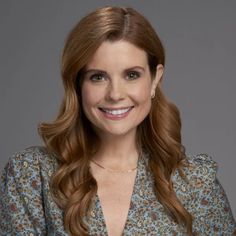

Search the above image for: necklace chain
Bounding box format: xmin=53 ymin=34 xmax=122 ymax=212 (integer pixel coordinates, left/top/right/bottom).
xmin=90 ymin=159 xmax=138 ymax=173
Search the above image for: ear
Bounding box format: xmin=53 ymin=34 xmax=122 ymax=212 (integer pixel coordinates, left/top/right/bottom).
xmin=151 ymin=64 xmax=164 ymax=97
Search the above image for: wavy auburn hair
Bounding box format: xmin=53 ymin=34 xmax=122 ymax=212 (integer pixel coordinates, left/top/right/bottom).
xmin=39 ymin=6 xmax=193 ymax=235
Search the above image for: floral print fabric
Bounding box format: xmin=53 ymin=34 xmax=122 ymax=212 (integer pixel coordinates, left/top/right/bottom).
xmin=0 ymin=146 xmax=235 ymax=235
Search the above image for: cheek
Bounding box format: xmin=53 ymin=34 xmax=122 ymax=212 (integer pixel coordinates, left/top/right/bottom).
xmin=130 ymin=82 xmax=152 ymax=120
xmin=81 ymin=84 xmax=103 ymax=107
xmin=130 ymin=81 xmax=152 ymax=104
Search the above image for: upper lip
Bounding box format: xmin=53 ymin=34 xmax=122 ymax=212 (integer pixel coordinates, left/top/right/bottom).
xmin=99 ymin=106 xmax=134 ymax=110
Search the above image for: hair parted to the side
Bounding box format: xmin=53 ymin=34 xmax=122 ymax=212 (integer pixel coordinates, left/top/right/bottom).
xmin=38 ymin=6 xmax=193 ymax=235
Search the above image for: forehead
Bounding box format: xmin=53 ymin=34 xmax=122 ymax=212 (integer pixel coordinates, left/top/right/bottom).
xmin=85 ymin=40 xmax=149 ymax=70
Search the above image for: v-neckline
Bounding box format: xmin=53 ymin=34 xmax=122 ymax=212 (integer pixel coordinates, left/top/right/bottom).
xmin=94 ymin=154 xmax=142 ymax=236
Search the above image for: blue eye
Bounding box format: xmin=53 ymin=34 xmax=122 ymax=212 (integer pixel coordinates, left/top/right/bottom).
xmin=127 ymin=71 xmax=140 ymax=80
xmin=90 ymin=73 xmax=106 ymax=82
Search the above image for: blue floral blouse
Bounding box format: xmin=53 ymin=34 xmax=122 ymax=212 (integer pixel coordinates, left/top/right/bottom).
xmin=0 ymin=146 xmax=235 ymax=235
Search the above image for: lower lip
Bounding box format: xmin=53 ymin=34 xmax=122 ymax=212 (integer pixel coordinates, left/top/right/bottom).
xmin=99 ymin=107 xmax=133 ymax=120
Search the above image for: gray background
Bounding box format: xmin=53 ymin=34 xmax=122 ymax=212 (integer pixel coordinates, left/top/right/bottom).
xmin=0 ymin=1 xmax=235 ymax=217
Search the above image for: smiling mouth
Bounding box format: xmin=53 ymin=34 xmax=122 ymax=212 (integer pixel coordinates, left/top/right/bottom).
xmin=98 ymin=106 xmax=134 ymax=116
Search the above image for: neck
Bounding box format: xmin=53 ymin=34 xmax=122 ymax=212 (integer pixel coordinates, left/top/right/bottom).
xmin=92 ymin=130 xmax=140 ymax=170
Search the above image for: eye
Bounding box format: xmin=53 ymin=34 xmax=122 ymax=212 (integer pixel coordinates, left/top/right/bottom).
xmin=90 ymin=73 xmax=106 ymax=82
xmin=126 ymin=71 xmax=140 ymax=80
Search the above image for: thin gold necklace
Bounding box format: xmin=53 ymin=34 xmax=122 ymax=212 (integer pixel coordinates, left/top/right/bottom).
xmin=90 ymin=159 xmax=138 ymax=173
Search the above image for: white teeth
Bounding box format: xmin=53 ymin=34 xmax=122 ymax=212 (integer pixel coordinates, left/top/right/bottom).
xmin=102 ymin=107 xmax=132 ymax=115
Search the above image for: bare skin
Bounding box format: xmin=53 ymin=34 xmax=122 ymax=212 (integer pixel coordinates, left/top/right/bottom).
xmin=90 ymin=162 xmax=137 ymax=236
xmin=89 ymin=131 xmax=139 ymax=236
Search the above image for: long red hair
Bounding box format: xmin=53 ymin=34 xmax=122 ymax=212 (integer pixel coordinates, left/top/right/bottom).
xmin=39 ymin=6 xmax=193 ymax=235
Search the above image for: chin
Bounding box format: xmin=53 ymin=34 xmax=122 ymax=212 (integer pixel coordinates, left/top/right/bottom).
xmin=96 ymin=125 xmax=137 ymax=137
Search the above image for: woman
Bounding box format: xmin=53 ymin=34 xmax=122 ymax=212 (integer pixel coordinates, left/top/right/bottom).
xmin=0 ymin=6 xmax=235 ymax=236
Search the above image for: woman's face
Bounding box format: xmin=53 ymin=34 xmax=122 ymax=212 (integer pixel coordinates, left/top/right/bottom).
xmin=81 ymin=40 xmax=163 ymax=138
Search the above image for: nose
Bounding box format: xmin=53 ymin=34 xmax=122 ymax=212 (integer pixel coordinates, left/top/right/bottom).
xmin=105 ymin=78 xmax=125 ymax=102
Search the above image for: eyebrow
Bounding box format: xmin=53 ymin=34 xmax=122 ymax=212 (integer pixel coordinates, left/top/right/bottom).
xmin=83 ymin=66 xmax=145 ymax=75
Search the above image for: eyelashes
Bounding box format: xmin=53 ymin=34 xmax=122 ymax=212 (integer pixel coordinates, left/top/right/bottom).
xmin=90 ymin=73 xmax=106 ymax=82
xmin=127 ymin=71 xmax=140 ymax=80
xmin=89 ymin=71 xmax=141 ymax=82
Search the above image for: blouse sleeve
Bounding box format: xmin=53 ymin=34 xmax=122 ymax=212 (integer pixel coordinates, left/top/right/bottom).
xmin=190 ymin=154 xmax=236 ymax=235
xmin=0 ymin=149 xmax=47 ymax=235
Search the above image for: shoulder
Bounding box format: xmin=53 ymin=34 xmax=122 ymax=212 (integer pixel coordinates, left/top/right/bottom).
xmin=1 ymin=146 xmax=58 ymax=187
xmin=1 ymin=146 xmax=58 ymax=208
xmin=173 ymin=153 xmax=219 ymax=198
xmin=176 ymin=154 xmax=236 ymax=233
xmin=8 ymin=145 xmax=57 ymax=163
xmin=184 ymin=153 xmax=218 ymax=185
xmin=0 ymin=147 xmax=62 ymax=234
xmin=4 ymin=146 xmax=58 ymax=171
